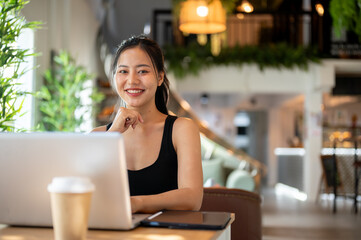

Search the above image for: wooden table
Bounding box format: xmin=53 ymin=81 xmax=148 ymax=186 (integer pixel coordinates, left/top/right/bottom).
xmin=0 ymin=215 xmax=234 ymax=240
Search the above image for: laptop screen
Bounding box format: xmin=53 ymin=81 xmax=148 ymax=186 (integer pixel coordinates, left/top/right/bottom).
xmin=0 ymin=132 xmax=134 ymax=229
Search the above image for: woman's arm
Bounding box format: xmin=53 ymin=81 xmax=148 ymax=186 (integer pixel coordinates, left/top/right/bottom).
xmin=131 ymin=117 xmax=203 ymax=213
xmin=91 ymin=125 xmax=107 ymax=132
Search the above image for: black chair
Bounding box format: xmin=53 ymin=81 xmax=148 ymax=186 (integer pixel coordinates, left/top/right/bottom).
xmin=353 ymin=137 xmax=361 ymax=213
xmin=320 ymin=154 xmax=344 ymax=213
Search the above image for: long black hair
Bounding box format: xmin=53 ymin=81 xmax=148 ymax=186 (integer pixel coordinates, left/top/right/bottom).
xmin=111 ymin=35 xmax=169 ymax=115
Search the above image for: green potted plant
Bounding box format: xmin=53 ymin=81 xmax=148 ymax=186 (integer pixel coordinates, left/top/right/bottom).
xmin=0 ymin=0 xmax=40 ymax=132
xmin=38 ymin=51 xmax=104 ymax=132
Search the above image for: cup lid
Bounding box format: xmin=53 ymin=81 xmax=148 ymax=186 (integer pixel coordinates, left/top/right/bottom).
xmin=47 ymin=176 xmax=95 ymax=193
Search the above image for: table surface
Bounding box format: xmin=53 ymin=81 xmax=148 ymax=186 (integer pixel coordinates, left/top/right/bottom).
xmin=0 ymin=214 xmax=234 ymax=240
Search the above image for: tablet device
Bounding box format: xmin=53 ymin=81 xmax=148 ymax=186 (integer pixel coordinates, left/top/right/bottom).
xmin=141 ymin=210 xmax=231 ymax=230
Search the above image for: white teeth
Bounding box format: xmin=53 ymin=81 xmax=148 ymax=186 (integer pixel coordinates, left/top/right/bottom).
xmin=127 ymin=89 xmax=143 ymax=93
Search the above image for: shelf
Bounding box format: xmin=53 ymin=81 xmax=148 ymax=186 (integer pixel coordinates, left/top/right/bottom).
xmin=99 ymin=87 xmax=117 ymax=97
xmin=96 ymin=117 xmax=111 ymax=125
xmin=96 ymin=77 xmax=117 ymax=126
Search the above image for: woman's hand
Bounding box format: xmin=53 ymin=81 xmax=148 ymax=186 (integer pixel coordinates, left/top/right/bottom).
xmin=108 ymin=107 xmax=144 ymax=133
xmin=130 ymin=196 xmax=143 ymax=213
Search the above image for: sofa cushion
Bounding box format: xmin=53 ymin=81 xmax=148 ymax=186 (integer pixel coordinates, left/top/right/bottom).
xmin=202 ymin=158 xmax=226 ymax=186
xmin=226 ymin=169 xmax=255 ymax=192
xmin=212 ymin=146 xmax=242 ymax=169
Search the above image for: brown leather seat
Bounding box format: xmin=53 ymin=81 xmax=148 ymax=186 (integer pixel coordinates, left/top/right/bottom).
xmin=200 ymin=187 xmax=262 ymax=240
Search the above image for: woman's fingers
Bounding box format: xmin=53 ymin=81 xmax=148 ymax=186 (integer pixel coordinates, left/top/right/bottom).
xmin=129 ymin=113 xmax=144 ymax=129
xmin=121 ymin=108 xmax=142 ymax=129
xmin=109 ymin=107 xmax=143 ymax=133
xmin=123 ymin=111 xmax=141 ymax=129
xmin=138 ymin=114 xmax=144 ymax=123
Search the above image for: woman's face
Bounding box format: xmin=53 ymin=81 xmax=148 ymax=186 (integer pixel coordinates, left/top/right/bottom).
xmin=115 ymin=46 xmax=163 ymax=109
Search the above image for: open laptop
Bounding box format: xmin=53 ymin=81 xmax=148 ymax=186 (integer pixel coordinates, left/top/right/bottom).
xmin=0 ymin=132 xmax=149 ymax=230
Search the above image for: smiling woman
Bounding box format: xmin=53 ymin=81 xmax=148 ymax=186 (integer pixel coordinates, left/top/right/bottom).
xmin=92 ymin=35 xmax=203 ymax=214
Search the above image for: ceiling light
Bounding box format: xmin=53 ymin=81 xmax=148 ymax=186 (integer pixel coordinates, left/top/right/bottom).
xmin=179 ymin=0 xmax=226 ymax=34
xmin=315 ymin=3 xmax=324 ymax=16
xmin=196 ymin=5 xmax=208 ymax=17
xmin=237 ymin=0 xmax=254 ymax=13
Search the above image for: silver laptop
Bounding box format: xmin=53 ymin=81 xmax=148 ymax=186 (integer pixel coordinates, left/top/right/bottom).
xmin=0 ymin=132 xmax=149 ymax=230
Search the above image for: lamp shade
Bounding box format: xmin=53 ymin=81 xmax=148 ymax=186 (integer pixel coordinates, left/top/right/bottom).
xmin=179 ymin=0 xmax=226 ymax=34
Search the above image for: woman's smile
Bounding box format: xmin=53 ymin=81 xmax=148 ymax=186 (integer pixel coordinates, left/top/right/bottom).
xmin=125 ymin=88 xmax=145 ymax=97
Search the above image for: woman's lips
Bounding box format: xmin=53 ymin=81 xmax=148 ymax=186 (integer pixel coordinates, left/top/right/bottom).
xmin=125 ymin=89 xmax=144 ymax=97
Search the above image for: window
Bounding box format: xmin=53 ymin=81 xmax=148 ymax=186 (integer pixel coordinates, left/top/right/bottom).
xmin=14 ymin=28 xmax=35 ymax=131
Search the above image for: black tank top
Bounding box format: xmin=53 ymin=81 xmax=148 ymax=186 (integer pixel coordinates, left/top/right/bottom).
xmin=106 ymin=115 xmax=178 ymax=196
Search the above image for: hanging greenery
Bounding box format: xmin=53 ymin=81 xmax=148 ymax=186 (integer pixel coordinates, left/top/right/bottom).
xmin=38 ymin=51 xmax=104 ymax=132
xmin=163 ymin=42 xmax=320 ymax=79
xmin=0 ymin=0 xmax=41 ymax=132
xmin=329 ymin=0 xmax=361 ymax=41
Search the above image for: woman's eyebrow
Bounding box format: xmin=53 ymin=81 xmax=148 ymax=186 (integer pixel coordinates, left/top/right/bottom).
xmin=117 ymin=64 xmax=128 ymax=68
xmin=117 ymin=64 xmax=151 ymax=68
xmin=136 ymin=64 xmax=151 ymax=68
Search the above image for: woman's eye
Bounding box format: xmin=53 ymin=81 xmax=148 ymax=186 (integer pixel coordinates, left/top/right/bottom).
xmin=138 ymin=70 xmax=149 ymax=74
xmin=118 ymin=70 xmax=127 ymax=74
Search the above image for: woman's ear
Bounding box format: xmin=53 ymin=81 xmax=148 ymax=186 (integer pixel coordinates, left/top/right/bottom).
xmin=158 ymin=71 xmax=164 ymax=86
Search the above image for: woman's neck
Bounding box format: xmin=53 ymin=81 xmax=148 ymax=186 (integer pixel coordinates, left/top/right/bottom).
xmin=127 ymin=105 xmax=165 ymax=124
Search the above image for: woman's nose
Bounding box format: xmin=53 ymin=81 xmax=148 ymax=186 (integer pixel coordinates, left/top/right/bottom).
xmin=128 ymin=71 xmax=139 ymax=84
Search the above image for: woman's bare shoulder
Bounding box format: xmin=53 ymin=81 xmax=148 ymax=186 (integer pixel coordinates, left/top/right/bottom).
xmin=91 ymin=125 xmax=107 ymax=132
xmin=173 ymin=116 xmax=199 ymax=134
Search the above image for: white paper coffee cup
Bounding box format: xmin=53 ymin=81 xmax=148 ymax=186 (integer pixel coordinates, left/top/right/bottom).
xmin=48 ymin=177 xmax=95 ymax=240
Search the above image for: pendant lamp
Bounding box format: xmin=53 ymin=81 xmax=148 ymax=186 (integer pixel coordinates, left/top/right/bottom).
xmin=315 ymin=3 xmax=324 ymax=16
xmin=179 ymin=0 xmax=226 ymax=34
xmin=237 ymin=0 xmax=254 ymax=13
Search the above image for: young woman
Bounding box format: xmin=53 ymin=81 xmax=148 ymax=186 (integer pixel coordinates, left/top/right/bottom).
xmin=92 ymin=36 xmax=203 ymax=213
